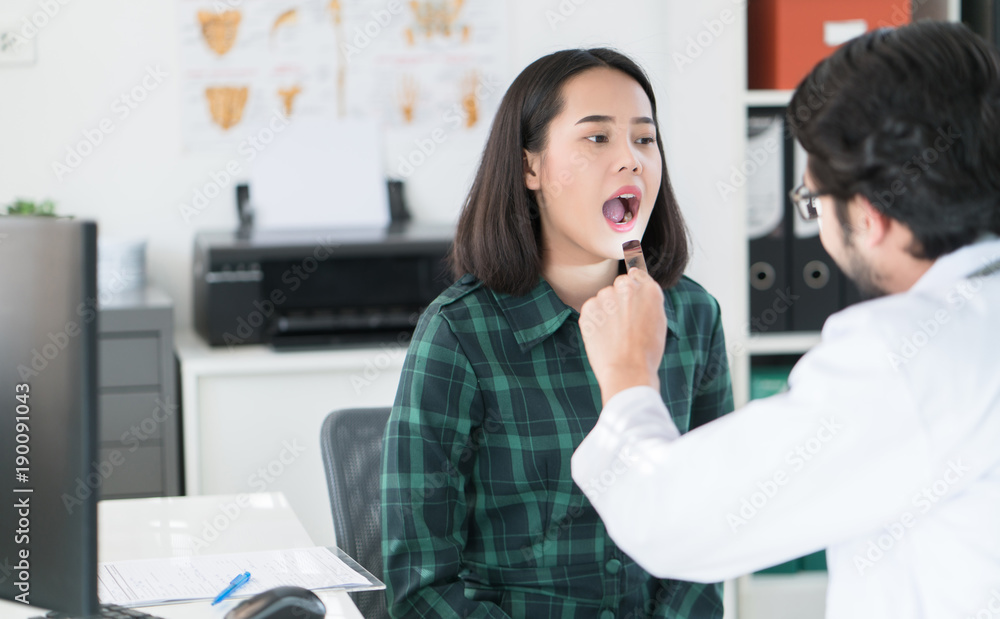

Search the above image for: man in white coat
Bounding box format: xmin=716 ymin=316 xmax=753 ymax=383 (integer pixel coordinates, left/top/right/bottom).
xmin=572 ymin=21 xmax=1000 ymax=619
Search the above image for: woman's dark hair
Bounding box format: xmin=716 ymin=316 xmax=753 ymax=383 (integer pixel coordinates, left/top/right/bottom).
xmin=450 ymin=48 xmax=689 ymax=295
xmin=788 ymin=21 xmax=1000 ymax=259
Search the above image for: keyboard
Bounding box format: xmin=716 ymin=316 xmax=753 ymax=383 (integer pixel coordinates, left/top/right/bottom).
xmin=29 ymin=604 xmax=165 ymax=619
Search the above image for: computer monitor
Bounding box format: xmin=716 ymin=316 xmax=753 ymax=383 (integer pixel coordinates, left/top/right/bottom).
xmin=0 ymin=218 xmax=99 ymax=613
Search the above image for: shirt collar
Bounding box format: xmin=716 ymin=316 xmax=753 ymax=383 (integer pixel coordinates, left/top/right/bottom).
xmin=490 ymin=277 xmax=681 ymax=353
xmin=910 ymin=235 xmax=1000 ymax=293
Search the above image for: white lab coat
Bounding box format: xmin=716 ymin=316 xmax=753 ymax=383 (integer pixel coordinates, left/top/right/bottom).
xmin=572 ymin=238 xmax=1000 ymax=619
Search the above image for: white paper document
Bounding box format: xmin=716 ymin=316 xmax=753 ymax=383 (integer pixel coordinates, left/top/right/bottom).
xmin=250 ymin=117 xmax=390 ymax=230
xmin=98 ymin=546 xmax=375 ymax=606
xmin=824 ymin=19 xmax=868 ymax=47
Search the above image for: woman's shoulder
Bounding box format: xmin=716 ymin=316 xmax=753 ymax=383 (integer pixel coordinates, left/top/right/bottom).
xmin=414 ymin=274 xmax=501 ymax=333
xmin=664 ymin=275 xmax=723 ymax=328
xmin=429 ymin=273 xmax=496 ymax=310
xmin=666 ymin=274 xmax=719 ymax=307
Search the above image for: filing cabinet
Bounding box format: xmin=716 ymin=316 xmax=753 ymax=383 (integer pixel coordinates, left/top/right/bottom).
xmin=97 ymin=287 xmax=181 ymax=498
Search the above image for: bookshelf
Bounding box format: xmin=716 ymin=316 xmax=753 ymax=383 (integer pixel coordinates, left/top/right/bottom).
xmin=737 ymin=2 xmax=961 ymax=617
xmin=746 ymin=332 xmax=822 ymax=356
xmin=743 ymin=89 xmax=793 ymax=108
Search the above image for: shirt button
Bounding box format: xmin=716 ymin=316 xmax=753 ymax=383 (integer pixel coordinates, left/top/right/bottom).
xmin=605 ymin=558 xmax=622 ymax=574
xmin=600 ymin=610 xmax=615 ymax=619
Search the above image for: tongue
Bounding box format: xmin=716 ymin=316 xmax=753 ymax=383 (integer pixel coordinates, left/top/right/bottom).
xmin=602 ymin=198 xmax=627 ymax=223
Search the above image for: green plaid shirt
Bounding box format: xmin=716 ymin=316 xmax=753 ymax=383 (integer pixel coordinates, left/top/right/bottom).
xmin=382 ymin=273 xmax=734 ymax=618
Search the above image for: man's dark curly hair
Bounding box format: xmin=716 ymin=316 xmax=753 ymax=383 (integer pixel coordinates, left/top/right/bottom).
xmin=788 ymin=21 xmax=1000 ymax=259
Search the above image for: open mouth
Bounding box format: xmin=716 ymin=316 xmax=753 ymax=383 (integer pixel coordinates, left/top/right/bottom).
xmin=602 ymin=192 xmax=640 ymax=225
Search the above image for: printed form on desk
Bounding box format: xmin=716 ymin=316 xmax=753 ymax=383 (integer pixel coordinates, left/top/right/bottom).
xmin=98 ymin=546 xmax=381 ymax=606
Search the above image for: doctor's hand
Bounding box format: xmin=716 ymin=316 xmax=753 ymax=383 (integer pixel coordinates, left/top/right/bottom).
xmin=580 ymin=268 xmax=667 ymax=405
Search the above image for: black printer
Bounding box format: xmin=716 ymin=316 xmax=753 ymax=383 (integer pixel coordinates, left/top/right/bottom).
xmin=193 ymin=223 xmax=454 ymax=348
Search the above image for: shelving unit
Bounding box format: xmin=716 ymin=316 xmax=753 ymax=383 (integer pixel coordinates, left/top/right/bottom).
xmin=736 ymin=2 xmax=961 ymax=617
xmin=746 ymin=332 xmax=822 ymax=356
xmin=743 ymin=89 xmax=793 ymax=108
xmin=739 ymin=572 xmax=829 ymax=618
xmin=743 ymin=88 xmax=821 ymax=363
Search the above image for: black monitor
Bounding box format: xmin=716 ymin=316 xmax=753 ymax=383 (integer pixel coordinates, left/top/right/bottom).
xmin=0 ymin=218 xmax=99 ymax=613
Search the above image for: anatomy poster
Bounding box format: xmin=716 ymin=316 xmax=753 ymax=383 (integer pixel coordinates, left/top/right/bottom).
xmin=177 ymin=0 xmax=509 ymax=150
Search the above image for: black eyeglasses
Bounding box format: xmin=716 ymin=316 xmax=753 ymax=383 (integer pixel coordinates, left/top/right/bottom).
xmin=788 ymin=183 xmax=825 ymax=221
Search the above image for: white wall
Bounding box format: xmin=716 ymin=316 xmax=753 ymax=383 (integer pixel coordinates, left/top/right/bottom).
xmin=0 ymin=0 xmax=747 ymax=379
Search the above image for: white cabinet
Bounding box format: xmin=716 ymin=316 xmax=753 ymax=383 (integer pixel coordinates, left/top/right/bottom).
xmin=175 ymin=330 xmax=405 ymax=547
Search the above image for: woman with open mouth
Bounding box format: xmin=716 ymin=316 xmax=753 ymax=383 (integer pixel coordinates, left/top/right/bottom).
xmin=382 ymin=47 xmax=734 ymax=619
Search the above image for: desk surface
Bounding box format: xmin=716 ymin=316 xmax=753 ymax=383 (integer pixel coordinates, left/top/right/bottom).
xmin=174 ymin=328 xmax=407 ymax=375
xmin=0 ymin=493 xmax=365 ymax=619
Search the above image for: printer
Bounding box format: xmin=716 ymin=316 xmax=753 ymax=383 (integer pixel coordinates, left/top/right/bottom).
xmin=193 ymin=223 xmax=454 ymax=348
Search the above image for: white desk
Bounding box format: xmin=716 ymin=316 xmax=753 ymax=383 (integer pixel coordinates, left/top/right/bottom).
xmin=0 ymin=493 xmax=365 ymax=619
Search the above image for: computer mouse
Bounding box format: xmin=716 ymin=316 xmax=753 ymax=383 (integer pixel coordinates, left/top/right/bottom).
xmin=223 ymin=585 xmax=327 ymax=619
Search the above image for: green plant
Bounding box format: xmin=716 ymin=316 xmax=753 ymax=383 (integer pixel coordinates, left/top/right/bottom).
xmin=5 ymin=199 xmax=57 ymax=216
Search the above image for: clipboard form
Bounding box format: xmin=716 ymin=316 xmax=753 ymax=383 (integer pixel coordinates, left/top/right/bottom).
xmin=98 ymin=546 xmax=384 ymax=607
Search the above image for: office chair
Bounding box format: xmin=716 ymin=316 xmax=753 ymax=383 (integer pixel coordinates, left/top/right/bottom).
xmin=320 ymin=407 xmax=392 ymax=619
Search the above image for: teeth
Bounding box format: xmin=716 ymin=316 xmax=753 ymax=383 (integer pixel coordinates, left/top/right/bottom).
xmin=617 ymin=193 xmax=636 ymax=199
xmin=622 ymin=210 xmax=633 ymax=223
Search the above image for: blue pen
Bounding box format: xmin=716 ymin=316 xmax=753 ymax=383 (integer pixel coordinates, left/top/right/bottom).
xmin=211 ymin=571 xmax=251 ymax=605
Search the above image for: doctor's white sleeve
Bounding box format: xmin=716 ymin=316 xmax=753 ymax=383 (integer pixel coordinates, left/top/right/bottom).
xmin=571 ymin=321 xmax=932 ymax=583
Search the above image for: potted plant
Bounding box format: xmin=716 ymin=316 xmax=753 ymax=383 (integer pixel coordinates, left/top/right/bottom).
xmin=4 ymin=198 xmax=58 ymax=216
